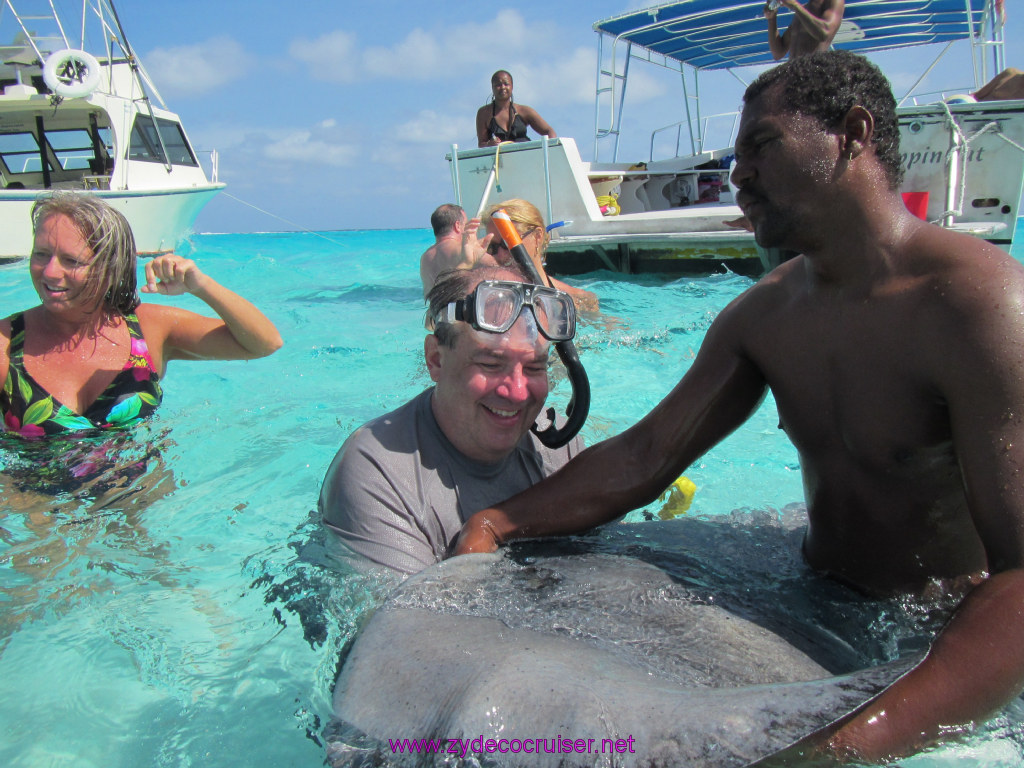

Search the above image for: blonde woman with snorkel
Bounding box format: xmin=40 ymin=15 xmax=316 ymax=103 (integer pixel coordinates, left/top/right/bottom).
xmin=482 ymin=200 xmax=598 ymax=314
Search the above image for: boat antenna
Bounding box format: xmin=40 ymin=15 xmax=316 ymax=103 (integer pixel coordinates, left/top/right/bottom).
xmin=104 ymin=0 xmax=173 ymax=173
xmin=104 ymin=0 xmax=133 ymax=66
xmin=489 ymin=209 xmax=591 ymax=448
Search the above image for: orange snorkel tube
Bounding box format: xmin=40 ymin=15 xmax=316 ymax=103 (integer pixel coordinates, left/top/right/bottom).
xmin=491 ymin=209 xmax=590 ymax=448
xmin=490 ymin=209 xmax=527 ymax=254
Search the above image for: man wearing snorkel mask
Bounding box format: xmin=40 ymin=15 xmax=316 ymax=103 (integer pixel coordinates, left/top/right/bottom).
xmin=319 ymin=264 xmax=583 ymax=576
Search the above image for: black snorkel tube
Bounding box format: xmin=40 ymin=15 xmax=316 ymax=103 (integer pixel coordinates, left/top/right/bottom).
xmin=490 ymin=209 xmax=590 ymax=448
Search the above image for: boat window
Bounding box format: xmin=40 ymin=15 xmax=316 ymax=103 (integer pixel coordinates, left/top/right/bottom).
xmin=128 ymin=115 xmax=198 ymax=166
xmin=45 ymin=128 xmax=112 ymax=171
xmin=0 ymin=131 xmax=47 ymax=174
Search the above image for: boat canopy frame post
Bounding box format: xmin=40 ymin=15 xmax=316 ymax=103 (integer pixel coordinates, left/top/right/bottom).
xmin=34 ymin=115 xmax=50 ymax=188
xmin=593 ymin=30 xmax=611 ymax=161
xmin=611 ymin=42 xmax=632 ymax=162
xmin=977 ymin=0 xmax=1005 ymax=85
xmin=594 ymin=31 xmax=633 ymax=163
xmin=943 ymin=110 xmax=962 ymax=229
xmin=542 ymin=137 xmax=553 ymax=228
xmin=592 ymin=31 xmax=605 ymax=161
xmin=449 ymin=143 xmax=462 ymax=209
xmin=969 ymin=0 xmax=982 ymax=88
xmin=87 ymin=112 xmax=109 ymax=172
xmin=953 ymin=0 xmax=1003 ymax=98
xmin=965 ymin=0 xmax=1005 ymax=92
xmin=679 ymin=64 xmax=699 ymax=159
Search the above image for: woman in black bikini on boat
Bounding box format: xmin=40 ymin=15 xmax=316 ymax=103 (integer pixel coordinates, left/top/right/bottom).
xmin=476 ymin=70 xmax=556 ymax=147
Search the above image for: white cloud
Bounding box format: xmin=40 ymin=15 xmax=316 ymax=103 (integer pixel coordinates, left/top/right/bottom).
xmin=364 ymin=10 xmax=539 ymax=80
xmin=511 ymin=49 xmax=596 ymax=108
xmin=263 ymin=129 xmax=356 ymax=167
xmin=289 ymin=30 xmax=359 ymax=83
xmin=394 ymin=110 xmax=472 ymax=144
xmin=288 ymin=10 xmax=558 ymax=83
xmin=363 ymin=27 xmax=444 ymax=79
xmin=144 ymin=37 xmax=254 ymax=97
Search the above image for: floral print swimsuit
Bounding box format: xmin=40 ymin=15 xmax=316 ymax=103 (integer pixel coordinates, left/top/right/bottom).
xmin=2 ymin=311 xmax=163 ymax=438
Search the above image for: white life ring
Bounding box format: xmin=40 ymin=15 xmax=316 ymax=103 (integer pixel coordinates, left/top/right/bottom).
xmin=43 ymin=49 xmax=101 ymax=98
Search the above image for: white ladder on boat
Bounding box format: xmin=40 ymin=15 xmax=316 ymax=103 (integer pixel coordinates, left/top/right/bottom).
xmin=2 ymin=0 xmax=74 ymax=65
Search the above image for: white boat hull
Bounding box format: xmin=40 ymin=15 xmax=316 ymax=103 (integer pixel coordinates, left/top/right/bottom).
xmin=0 ymin=2 xmax=225 ymax=261
xmin=449 ymin=138 xmax=767 ymax=274
xmin=0 ymin=184 xmax=224 ymax=261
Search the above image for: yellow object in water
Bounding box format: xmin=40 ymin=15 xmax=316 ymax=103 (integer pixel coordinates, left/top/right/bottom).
xmin=657 ymin=475 xmax=697 ymax=520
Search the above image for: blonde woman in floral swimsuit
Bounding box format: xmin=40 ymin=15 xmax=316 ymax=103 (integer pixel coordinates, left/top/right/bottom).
xmin=0 ymin=191 xmax=282 ymax=439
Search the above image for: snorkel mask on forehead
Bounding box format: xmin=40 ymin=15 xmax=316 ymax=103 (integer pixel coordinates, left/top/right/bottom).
xmin=486 ymin=209 xmax=591 ymax=449
xmin=436 ymin=280 xmax=576 ymax=342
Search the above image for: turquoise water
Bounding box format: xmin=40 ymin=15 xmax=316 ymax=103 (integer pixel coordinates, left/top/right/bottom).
xmin=0 ymin=223 xmax=1022 ymax=766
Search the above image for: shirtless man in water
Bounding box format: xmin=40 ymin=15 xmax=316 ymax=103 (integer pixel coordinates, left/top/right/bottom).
xmin=420 ymin=205 xmax=470 ymax=298
xmin=456 ymin=50 xmax=1024 ymax=763
xmin=420 ymin=204 xmax=502 ymax=299
xmin=725 ymin=2 xmax=844 ymax=234
xmin=766 ymin=0 xmax=844 ymax=60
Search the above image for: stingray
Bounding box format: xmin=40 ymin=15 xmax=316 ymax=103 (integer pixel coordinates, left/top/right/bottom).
xmin=326 ymin=515 xmax=931 ymax=767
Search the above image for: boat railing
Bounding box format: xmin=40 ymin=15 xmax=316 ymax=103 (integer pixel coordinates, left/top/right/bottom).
xmin=650 ymin=111 xmax=740 ymax=163
xmin=196 ymin=149 xmax=219 ymax=183
xmin=903 ymin=87 xmax=981 ymax=106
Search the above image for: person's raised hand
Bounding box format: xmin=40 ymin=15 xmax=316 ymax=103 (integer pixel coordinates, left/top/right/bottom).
xmin=142 ymin=254 xmax=206 ymax=296
xmin=461 ymin=218 xmax=499 ymax=267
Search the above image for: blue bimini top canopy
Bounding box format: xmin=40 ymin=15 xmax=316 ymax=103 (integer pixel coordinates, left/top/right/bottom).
xmin=593 ymin=0 xmax=992 ymax=71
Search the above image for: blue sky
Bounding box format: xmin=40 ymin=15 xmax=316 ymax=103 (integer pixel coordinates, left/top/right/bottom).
xmin=106 ymin=0 xmax=1022 ymax=235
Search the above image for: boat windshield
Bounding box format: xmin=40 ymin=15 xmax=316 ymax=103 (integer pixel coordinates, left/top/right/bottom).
xmin=129 ymin=115 xmax=198 ymax=167
xmin=0 ymin=127 xmax=112 ymax=175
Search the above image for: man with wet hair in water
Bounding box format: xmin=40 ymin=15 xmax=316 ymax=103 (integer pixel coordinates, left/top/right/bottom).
xmin=456 ymin=49 xmax=1024 ymax=762
xmin=420 ymin=204 xmax=502 ymax=298
xmin=723 ymin=1 xmax=845 ymax=234
xmin=321 ymin=263 xmax=582 ymax=575
xmin=765 ymin=0 xmax=845 ymax=60
xmin=419 ymin=204 xmax=469 ymax=298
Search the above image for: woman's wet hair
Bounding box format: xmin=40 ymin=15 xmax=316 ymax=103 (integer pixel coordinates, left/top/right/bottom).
xmin=32 ymin=191 xmax=140 ymax=315
xmin=743 ymin=50 xmax=904 ymax=188
xmin=427 ymin=263 xmax=529 ymax=348
xmin=484 ymin=198 xmax=549 ymax=262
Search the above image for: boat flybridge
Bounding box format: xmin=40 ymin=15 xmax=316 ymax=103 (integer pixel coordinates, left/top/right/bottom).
xmin=0 ymin=0 xmax=224 ymax=260
xmin=448 ymin=0 xmax=1023 ymax=276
